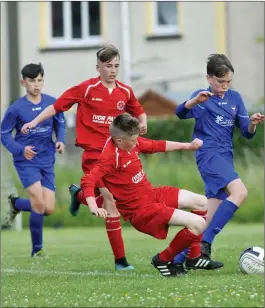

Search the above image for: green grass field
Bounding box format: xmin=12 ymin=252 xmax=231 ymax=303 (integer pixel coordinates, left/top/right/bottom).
xmin=1 ymin=224 xmax=264 ymax=307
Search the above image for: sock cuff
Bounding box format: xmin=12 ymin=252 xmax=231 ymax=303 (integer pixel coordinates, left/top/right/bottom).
xmin=224 ymin=199 xmax=239 ymax=212
xmin=183 ymin=228 xmax=200 ymax=241
xmin=105 ymin=216 xmax=121 ymax=229
xmin=31 ymin=210 xmax=44 ymax=216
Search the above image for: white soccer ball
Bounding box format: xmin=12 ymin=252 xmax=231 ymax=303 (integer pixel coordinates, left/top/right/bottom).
xmin=239 ymin=247 xmax=264 ymax=274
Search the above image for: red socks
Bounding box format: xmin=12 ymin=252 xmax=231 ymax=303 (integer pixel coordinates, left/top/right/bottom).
xmin=77 ymin=190 xmax=125 ymax=260
xmin=76 ymin=190 xmax=104 ymax=208
xmin=159 ymin=228 xmax=199 ymax=262
xmin=188 ymin=210 xmax=207 ymax=259
xmin=105 ymin=217 xmax=125 ymax=260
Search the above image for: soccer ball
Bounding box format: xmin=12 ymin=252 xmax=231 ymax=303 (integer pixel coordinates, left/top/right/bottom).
xmin=239 ymin=247 xmax=264 ymax=274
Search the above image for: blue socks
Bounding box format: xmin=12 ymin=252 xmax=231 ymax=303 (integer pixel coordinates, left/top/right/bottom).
xmin=202 ymin=199 xmax=238 ymax=244
xmin=30 ymin=211 xmax=44 ymax=255
xmin=173 ymin=248 xmax=189 ymax=264
xmin=14 ymin=198 xmax=31 ymax=212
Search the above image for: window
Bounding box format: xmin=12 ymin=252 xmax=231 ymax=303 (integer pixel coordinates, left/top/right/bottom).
xmin=152 ymin=2 xmax=180 ymax=36
xmin=47 ymin=1 xmax=102 ymax=48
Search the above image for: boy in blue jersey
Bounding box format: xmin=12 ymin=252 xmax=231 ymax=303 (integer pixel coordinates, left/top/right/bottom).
xmin=1 ymin=63 xmax=66 ymax=257
xmin=174 ymin=54 xmax=264 ymax=270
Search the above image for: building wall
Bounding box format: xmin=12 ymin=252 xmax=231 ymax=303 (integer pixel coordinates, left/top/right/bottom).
xmin=9 ymin=1 xmax=264 ymax=110
xmin=1 ymin=2 xmax=10 ymax=113
xmin=227 ymin=2 xmax=264 ymax=106
xmin=130 ymin=1 xmax=217 ymax=95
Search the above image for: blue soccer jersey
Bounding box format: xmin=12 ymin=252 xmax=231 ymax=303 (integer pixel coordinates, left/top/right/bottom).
xmin=176 ymin=88 xmax=255 ymax=156
xmin=176 ymin=88 xmax=255 ymax=199
xmin=1 ymin=93 xmax=66 ymax=167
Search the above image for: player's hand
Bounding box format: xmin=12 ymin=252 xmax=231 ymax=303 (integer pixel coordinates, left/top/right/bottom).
xmin=195 ymin=91 xmax=214 ymax=104
xmin=188 ymin=138 xmax=203 ymax=150
xmin=250 ymin=113 xmax=264 ymax=125
xmin=139 ymin=123 xmax=147 ymax=135
xmin=24 ymin=146 xmax=37 ymax=160
xmin=56 ymin=142 xmax=65 ymax=154
xmin=90 ymin=208 xmax=109 ymax=218
xmin=21 ymin=121 xmax=37 ymax=134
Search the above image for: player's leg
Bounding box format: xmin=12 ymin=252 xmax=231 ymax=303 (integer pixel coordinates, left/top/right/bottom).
xmin=202 ymin=178 xmax=247 ymax=249
xmin=100 ymin=187 xmax=134 ymax=271
xmin=26 ymin=181 xmax=46 ymax=256
xmin=174 ymin=189 xmax=223 ymax=269
xmin=40 ymin=166 xmax=56 ymax=216
xmin=69 ymin=155 xmax=100 ymax=216
xmin=5 ymin=166 xmax=40 ymax=225
xmin=152 ymin=208 xmax=205 ymax=277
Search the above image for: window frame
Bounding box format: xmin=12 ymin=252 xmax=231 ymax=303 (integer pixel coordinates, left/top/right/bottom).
xmin=46 ymin=1 xmax=103 ymax=49
xmin=151 ymin=2 xmax=180 ymax=37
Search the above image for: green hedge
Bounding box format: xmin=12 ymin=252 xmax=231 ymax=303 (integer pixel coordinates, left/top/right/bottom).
xmin=145 ymin=117 xmax=264 ymax=158
xmin=7 ymin=117 xmax=264 ymax=228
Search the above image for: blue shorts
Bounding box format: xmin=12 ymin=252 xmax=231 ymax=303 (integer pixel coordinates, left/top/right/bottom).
xmin=15 ymin=164 xmax=55 ymax=191
xmin=197 ymin=151 xmax=239 ymax=200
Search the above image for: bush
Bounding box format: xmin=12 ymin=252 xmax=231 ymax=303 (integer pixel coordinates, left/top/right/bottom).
xmin=10 ymin=151 xmax=263 ymax=228
xmin=145 ymin=117 xmax=264 ymax=158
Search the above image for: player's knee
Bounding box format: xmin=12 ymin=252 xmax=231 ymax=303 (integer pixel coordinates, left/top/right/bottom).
xmin=231 ymin=186 xmax=248 ymax=205
xmin=31 ymin=197 xmax=46 ymax=213
xmin=45 ymin=204 xmax=55 ymax=216
xmin=190 ymin=216 xmax=206 ymax=236
xmin=194 ymin=195 xmax=208 ymax=211
xmin=104 ymin=200 xmax=120 ymax=217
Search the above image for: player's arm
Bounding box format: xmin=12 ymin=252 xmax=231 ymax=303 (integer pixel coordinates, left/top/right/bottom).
xmin=81 ymin=156 xmax=116 ymax=218
xmin=138 ymin=137 xmax=203 ymax=154
xmin=21 ymin=83 xmax=87 ymax=134
xmin=235 ymin=93 xmax=264 ymax=139
xmin=1 ymin=107 xmax=25 ymax=156
xmin=125 ymin=88 xmax=147 ymax=135
xmin=176 ymin=90 xmax=213 ymax=119
xmin=53 ymin=112 xmax=66 ymax=154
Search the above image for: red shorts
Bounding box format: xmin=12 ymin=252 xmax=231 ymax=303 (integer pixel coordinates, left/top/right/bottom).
xmin=81 ymin=150 xmax=105 ymax=197
xmin=129 ymin=186 xmax=180 ymax=240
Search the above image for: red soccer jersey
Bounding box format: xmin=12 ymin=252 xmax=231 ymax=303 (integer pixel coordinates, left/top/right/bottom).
xmin=53 ymin=77 xmax=145 ymax=152
xmin=81 ymin=137 xmax=166 ymax=220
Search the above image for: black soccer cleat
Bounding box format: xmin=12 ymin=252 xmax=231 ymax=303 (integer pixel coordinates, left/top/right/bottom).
xmin=185 ymin=254 xmax=224 ymax=270
xmin=151 ymin=254 xmax=187 ymax=277
xmin=201 ymin=241 xmax=212 ymax=258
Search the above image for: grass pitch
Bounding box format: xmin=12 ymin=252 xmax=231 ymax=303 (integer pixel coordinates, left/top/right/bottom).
xmin=1 ymin=224 xmax=264 ymax=307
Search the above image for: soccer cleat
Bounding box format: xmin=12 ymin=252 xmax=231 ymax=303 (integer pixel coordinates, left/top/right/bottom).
xmin=115 ymin=257 xmax=134 ymax=271
xmin=68 ymin=184 xmax=81 ymax=216
xmin=31 ymin=248 xmax=46 ymax=258
xmin=6 ymin=193 xmax=20 ymax=226
xmin=151 ymin=254 xmax=187 ymax=277
xmin=185 ymin=254 xmax=224 ymax=270
xmin=201 ymin=241 xmax=212 ymax=258
xmin=115 ymin=263 xmax=134 ymax=271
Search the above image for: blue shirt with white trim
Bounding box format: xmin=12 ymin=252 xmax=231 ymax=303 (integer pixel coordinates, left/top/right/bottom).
xmin=1 ymin=93 xmax=66 ymax=166
xmin=176 ymin=88 xmax=254 ymax=156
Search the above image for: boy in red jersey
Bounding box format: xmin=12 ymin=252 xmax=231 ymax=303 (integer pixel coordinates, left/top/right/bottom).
xmin=81 ymin=113 xmax=210 ymax=277
xmin=21 ymin=45 xmax=147 ymax=270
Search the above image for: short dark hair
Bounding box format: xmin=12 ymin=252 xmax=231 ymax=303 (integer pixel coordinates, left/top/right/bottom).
xmin=110 ymin=114 xmax=140 ymax=138
xmin=21 ymin=63 xmax=44 ymax=79
xmin=207 ymin=54 xmax=234 ymax=78
xmin=96 ymin=44 xmax=120 ymax=63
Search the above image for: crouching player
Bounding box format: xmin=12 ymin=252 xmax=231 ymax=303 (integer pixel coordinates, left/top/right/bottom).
xmin=80 ymin=113 xmax=212 ymax=277
xmin=1 ymin=63 xmax=65 ymax=257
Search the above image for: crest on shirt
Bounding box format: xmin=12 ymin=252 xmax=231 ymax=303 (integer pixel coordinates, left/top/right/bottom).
xmin=117 ymin=101 xmax=125 ymax=110
xmin=231 ymin=106 xmax=237 ymax=113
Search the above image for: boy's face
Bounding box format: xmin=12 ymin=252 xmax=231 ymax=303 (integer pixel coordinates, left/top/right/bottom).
xmin=207 ymin=71 xmax=233 ymax=97
xmin=20 ymin=73 xmax=44 ymax=96
xmin=116 ymin=134 xmax=139 ymax=152
xmin=96 ymin=56 xmax=120 ymax=84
